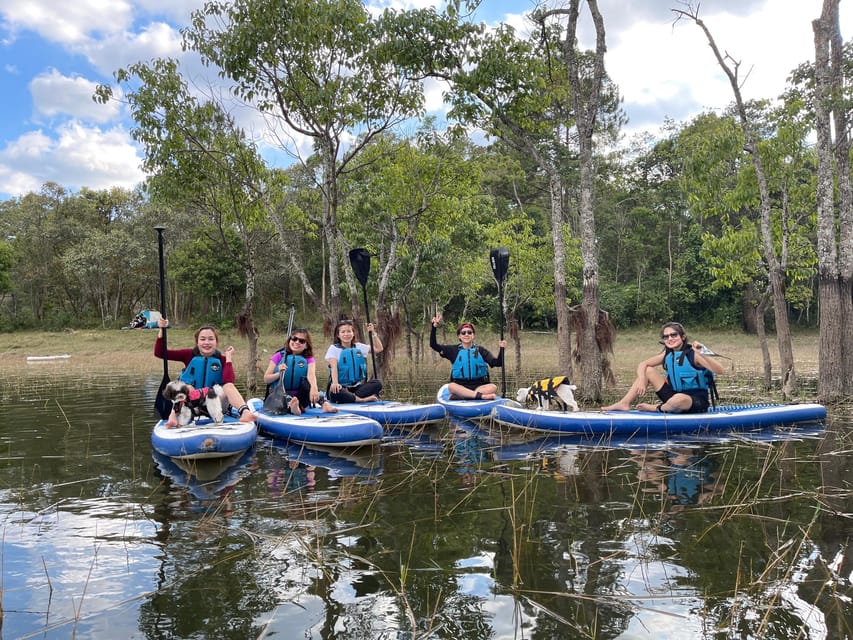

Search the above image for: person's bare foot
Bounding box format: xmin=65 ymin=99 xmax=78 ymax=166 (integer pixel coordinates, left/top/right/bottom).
xmin=356 ymin=395 xmax=379 ymax=403
xmin=321 ymin=401 xmax=338 ymax=413
xmin=237 ymin=405 xmax=255 ymax=423
xmin=635 ymin=403 xmax=659 ymax=412
xmin=601 ymin=402 xmax=631 ymax=411
xmin=479 ymin=393 xmax=497 ymax=400
xmin=288 ymin=396 xmax=302 ymax=415
xmin=165 ymin=416 xmax=179 ymax=428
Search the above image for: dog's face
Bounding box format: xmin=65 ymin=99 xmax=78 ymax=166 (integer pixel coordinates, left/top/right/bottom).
xmin=516 ymin=387 xmax=531 ymax=404
xmin=163 ymin=380 xmax=191 ymax=403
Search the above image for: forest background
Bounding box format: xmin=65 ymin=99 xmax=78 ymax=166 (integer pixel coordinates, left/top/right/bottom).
xmin=0 ymin=0 xmax=850 ymax=404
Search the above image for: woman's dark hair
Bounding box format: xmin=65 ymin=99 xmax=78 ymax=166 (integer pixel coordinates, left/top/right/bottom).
xmin=660 ymin=322 xmax=686 ymax=339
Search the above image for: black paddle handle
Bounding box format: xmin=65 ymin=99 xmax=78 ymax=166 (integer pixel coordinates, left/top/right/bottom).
xmin=155 ymin=226 xmax=168 ymax=369
xmin=349 ymin=248 xmax=378 ymax=380
xmin=361 ymin=286 xmax=378 ymax=379
xmin=154 ymin=226 xmax=171 ymax=419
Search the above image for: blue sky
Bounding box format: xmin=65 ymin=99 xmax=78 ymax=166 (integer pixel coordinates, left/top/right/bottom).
xmin=1 ymin=0 xmax=849 ymax=199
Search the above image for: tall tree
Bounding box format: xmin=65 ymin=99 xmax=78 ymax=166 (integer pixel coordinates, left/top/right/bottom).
xmin=811 ymin=0 xmax=853 ymax=402
xmin=182 ymin=0 xmax=425 ymax=326
xmin=412 ymin=5 xmax=621 ymax=400
xmin=534 ymin=0 xmax=616 ymax=401
xmin=97 ymin=59 xmax=274 ymax=391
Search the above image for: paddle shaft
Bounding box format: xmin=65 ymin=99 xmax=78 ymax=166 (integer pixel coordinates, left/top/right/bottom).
xmin=490 ymin=248 xmax=510 ymax=397
xmin=154 ymin=226 xmax=171 ymax=419
xmin=360 ymin=285 xmax=378 ymax=379
xmin=280 ymin=304 xmax=296 ymax=387
xmin=349 ymin=248 xmax=378 ymax=379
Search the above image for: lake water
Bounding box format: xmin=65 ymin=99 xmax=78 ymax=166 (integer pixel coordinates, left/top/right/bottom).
xmin=1 ymin=365 xmax=851 ymax=639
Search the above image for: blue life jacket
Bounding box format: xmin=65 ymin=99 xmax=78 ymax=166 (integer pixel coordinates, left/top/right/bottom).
xmin=335 ymin=346 xmax=367 ymax=387
xmin=179 ymin=348 xmax=224 ymax=387
xmin=271 ymin=351 xmax=309 ymax=391
xmin=663 ymin=347 xmax=712 ymax=392
xmin=451 ymin=345 xmax=489 ymax=381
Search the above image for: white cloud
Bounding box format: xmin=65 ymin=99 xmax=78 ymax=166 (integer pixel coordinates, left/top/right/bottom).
xmin=0 ymin=122 xmax=144 ymax=195
xmin=0 ymin=0 xmax=134 ymax=45
xmin=30 ymin=69 xmax=121 ymax=122
xmin=79 ymin=21 xmax=185 ymax=77
xmin=134 ymin=0 xmax=202 ymax=24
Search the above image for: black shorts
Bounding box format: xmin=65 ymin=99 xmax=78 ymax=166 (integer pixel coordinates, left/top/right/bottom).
xmin=451 ymin=377 xmax=490 ymax=391
xmin=656 ymin=382 xmax=710 ymax=413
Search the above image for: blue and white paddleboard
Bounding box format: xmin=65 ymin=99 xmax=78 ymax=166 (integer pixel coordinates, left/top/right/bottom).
xmin=490 ymin=402 xmax=828 ymax=436
xmin=436 ymin=383 xmax=508 ymax=420
xmin=151 ymin=415 xmax=257 ymax=460
xmin=248 ymin=398 xmax=383 ymax=447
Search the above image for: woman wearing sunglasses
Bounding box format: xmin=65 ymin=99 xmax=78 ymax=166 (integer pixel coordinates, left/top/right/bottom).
xmin=263 ymin=328 xmax=336 ymax=414
xmin=602 ymin=321 xmax=724 ymax=413
xmin=430 ymin=312 xmax=506 ymax=400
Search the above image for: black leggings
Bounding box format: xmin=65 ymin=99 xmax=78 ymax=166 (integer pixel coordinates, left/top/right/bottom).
xmin=327 ymin=379 xmax=383 ymax=403
xmin=292 ymin=378 xmax=312 ymax=410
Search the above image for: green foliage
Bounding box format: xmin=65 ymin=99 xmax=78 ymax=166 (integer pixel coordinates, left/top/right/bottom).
xmin=170 ymin=227 xmax=245 ymax=307
xmin=0 ymin=240 xmax=13 ymax=295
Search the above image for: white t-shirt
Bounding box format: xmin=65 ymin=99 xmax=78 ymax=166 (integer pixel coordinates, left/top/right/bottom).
xmin=324 ymin=342 xmax=370 ymax=362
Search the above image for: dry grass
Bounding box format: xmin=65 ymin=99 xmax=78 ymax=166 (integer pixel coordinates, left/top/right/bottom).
xmin=0 ymin=326 xmax=822 ymax=401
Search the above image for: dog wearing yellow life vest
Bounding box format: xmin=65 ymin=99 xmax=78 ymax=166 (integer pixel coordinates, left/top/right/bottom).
xmin=516 ymin=376 xmax=579 ymax=412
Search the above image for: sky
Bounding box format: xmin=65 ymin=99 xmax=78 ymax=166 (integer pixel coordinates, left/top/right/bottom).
xmin=0 ymin=0 xmax=849 ymax=199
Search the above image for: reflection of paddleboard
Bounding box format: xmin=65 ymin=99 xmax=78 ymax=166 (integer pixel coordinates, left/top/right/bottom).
xmin=491 ymin=402 xmax=828 ymax=435
xmin=484 ymin=423 xmax=828 ymax=461
xmin=248 ymin=398 xmax=382 ymax=447
xmin=151 ymin=416 xmax=257 ymax=460
xmin=152 ymin=448 xmax=254 ymax=502
xmin=436 ymin=383 xmax=508 ymax=419
xmin=26 ymin=354 xmax=71 ymax=362
xmin=276 ymin=441 xmax=383 ymax=478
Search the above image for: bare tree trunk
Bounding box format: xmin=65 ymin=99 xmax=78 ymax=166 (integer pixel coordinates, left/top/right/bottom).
xmin=813 ymin=2 xmax=845 ymax=401
xmin=548 ymin=173 xmax=573 ymax=377
xmin=237 ymin=260 xmax=259 ymax=394
xmin=322 ymin=145 xmax=341 ymax=324
xmin=562 ymin=0 xmax=607 ymax=401
xmin=755 ymin=294 xmax=772 ymax=390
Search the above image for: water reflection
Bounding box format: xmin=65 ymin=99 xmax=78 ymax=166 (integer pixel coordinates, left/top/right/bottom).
xmin=152 ymin=448 xmax=255 ymax=506
xmin=0 ymin=370 xmax=850 ymax=639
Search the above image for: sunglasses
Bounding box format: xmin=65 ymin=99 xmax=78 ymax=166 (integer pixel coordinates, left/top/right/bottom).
xmin=458 ymin=330 xmax=474 ymax=335
xmin=289 ymin=336 xmax=307 ymax=344
xmin=661 ymin=332 xmax=680 ymax=339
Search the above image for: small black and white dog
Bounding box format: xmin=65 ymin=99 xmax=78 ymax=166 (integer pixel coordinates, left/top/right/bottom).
xmin=162 ymin=381 xmax=228 ymax=425
xmin=516 ymin=376 xmax=579 ymax=412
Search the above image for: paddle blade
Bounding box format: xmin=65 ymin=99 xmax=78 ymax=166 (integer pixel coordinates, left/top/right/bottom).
xmin=349 ymin=248 xmax=371 ymax=288
xmin=490 ymin=247 xmax=510 ymax=285
xmin=155 ymin=373 xmax=171 ymax=420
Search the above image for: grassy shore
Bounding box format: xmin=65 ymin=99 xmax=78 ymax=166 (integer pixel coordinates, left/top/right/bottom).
xmin=0 ymin=325 xmax=822 ymax=400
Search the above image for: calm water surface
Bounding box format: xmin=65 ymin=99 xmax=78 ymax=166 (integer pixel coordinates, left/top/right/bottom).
xmin=0 ymin=365 xmax=851 ymax=639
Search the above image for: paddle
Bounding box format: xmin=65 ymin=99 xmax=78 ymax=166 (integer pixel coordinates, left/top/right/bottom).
xmin=265 ymin=303 xmax=297 ymax=400
xmin=286 ymin=303 xmax=296 ymax=337
xmin=348 ymin=248 xmax=378 ymax=379
xmin=490 ymin=247 xmax=510 ymax=397
xmin=154 ymin=226 xmax=171 ymax=420
xmin=282 ymin=302 xmax=296 ymax=390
